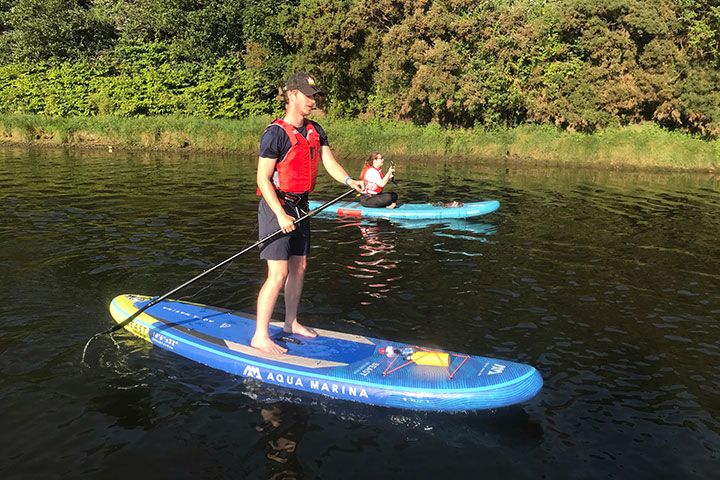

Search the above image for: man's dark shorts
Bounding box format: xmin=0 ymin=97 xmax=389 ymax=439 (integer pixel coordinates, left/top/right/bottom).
xmin=258 ymin=198 xmax=311 ymax=260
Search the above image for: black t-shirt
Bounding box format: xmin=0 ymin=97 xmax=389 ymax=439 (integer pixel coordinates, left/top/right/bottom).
xmin=259 ymin=120 xmax=329 ymax=161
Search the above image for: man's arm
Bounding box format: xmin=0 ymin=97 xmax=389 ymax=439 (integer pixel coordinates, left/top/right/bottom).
xmin=320 ymin=146 xmax=363 ymax=192
xmin=257 ymin=156 xmax=296 ymax=233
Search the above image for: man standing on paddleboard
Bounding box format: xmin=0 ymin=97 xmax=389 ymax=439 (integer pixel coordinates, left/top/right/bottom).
xmin=253 ymin=72 xmax=363 ymax=354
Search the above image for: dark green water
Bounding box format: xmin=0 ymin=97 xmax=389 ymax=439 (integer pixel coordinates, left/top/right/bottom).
xmin=1 ymin=146 xmax=718 ymax=479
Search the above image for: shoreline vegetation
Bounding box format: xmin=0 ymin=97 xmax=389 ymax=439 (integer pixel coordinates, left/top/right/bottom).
xmin=0 ymin=114 xmax=717 ymax=172
xmin=1 ymin=1 xmax=718 ymax=172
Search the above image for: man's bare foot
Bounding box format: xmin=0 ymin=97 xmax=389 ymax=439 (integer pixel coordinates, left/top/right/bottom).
xmin=283 ymin=320 xmax=318 ymax=338
xmin=386 ymin=203 xmax=397 ymax=209
xmin=251 ymin=335 xmax=288 ymax=354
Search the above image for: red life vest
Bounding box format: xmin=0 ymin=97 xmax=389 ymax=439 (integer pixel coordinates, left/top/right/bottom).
xmin=361 ymin=165 xmax=383 ymax=195
xmin=257 ymin=118 xmax=321 ymax=195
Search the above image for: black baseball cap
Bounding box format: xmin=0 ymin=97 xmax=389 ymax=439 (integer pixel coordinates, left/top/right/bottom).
xmin=285 ymin=72 xmax=323 ymax=96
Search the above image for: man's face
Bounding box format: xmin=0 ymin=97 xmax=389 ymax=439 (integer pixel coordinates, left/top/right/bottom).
xmin=289 ymin=90 xmax=316 ymax=116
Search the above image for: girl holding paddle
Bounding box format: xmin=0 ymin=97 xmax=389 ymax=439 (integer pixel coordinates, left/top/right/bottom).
xmin=360 ymin=152 xmax=398 ymax=208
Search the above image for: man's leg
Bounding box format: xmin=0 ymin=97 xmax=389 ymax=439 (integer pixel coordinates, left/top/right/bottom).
xmin=283 ymin=255 xmax=317 ymax=337
xmin=252 ymin=259 xmax=289 ymax=354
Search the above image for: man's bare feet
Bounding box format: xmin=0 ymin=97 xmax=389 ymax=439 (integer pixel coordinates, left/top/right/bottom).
xmin=386 ymin=202 xmax=397 ymax=209
xmin=283 ymin=320 xmax=318 ymax=338
xmin=251 ymin=334 xmax=288 ymax=354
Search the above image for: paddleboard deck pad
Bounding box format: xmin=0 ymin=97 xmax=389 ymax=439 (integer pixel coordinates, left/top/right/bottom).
xmin=109 ymin=294 xmax=542 ymax=411
xmin=308 ymin=199 xmax=500 ymax=219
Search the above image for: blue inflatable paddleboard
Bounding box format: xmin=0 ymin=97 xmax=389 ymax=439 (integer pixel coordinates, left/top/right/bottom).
xmin=308 ymin=200 xmax=500 ymax=219
xmin=109 ymin=295 xmax=542 ymax=411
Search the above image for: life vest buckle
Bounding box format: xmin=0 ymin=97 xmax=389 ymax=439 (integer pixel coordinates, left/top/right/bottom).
xmin=277 ymin=190 xmax=309 ymax=205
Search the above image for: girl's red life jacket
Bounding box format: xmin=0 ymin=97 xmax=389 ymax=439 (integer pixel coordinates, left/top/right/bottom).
xmin=361 ymin=164 xmax=383 ymax=195
xmin=257 ymin=118 xmax=321 ymax=196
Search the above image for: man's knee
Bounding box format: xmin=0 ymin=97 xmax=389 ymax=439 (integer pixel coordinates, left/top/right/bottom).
xmin=288 ymin=256 xmax=306 ymax=274
xmin=266 ymin=262 xmax=289 ymax=285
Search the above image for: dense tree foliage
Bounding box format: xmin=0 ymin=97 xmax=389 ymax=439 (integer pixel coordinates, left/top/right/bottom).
xmin=0 ymin=0 xmax=717 ymax=136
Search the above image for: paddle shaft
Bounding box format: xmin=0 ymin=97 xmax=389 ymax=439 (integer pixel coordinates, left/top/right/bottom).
xmin=103 ymin=188 xmax=357 ymax=335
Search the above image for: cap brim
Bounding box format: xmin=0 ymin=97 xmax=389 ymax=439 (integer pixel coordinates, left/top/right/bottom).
xmin=298 ymin=85 xmax=323 ymax=96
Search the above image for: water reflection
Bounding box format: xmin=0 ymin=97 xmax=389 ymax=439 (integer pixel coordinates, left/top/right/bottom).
xmin=254 ymin=402 xmax=309 ymax=480
xmin=247 ymin=388 xmax=545 ymax=480
xmin=396 ymin=218 xmax=497 ymax=241
xmin=341 ymin=219 xmax=400 ymax=302
xmin=331 ymin=215 xmax=498 ymax=303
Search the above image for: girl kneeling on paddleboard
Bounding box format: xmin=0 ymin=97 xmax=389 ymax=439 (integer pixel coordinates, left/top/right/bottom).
xmin=360 ymin=152 xmax=398 ymax=208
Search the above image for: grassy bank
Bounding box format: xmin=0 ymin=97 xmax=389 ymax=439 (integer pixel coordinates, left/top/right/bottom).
xmin=0 ymin=114 xmax=717 ymax=171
